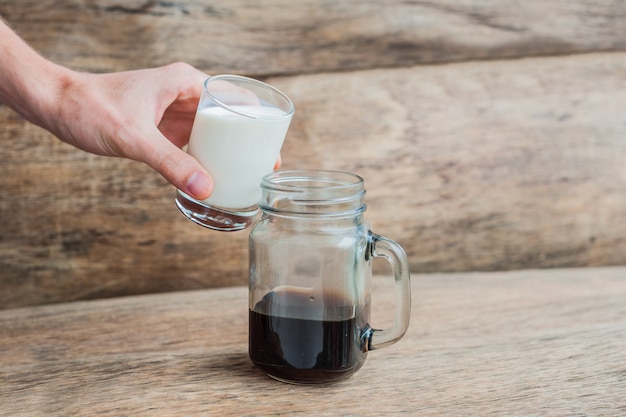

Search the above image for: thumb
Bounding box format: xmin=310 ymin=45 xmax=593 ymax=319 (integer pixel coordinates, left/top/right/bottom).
xmin=140 ymin=131 xmax=213 ymax=200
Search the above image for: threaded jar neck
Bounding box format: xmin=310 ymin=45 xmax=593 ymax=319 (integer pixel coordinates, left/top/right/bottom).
xmin=259 ymin=170 xmax=367 ymax=219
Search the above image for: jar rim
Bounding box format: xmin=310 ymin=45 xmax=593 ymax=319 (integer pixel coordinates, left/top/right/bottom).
xmin=261 ymin=169 xmax=364 ymax=190
xmin=259 ymin=170 xmax=366 ymax=217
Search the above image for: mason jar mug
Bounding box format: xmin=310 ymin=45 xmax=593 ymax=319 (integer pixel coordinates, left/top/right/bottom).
xmin=248 ymin=170 xmax=411 ymax=384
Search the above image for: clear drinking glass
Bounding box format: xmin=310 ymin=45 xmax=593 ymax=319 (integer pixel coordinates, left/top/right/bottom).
xmin=175 ymin=75 xmax=294 ymax=231
xmin=248 ymin=170 xmax=411 ymax=384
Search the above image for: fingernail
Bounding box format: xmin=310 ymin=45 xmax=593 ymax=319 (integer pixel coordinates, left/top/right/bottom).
xmin=186 ymin=171 xmax=212 ymax=199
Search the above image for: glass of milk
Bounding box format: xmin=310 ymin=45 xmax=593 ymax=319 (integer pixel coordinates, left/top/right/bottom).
xmin=175 ymin=74 xmax=294 ymax=231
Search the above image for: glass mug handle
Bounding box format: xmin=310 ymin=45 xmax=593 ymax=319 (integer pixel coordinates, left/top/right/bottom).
xmin=363 ymin=231 xmax=411 ymax=350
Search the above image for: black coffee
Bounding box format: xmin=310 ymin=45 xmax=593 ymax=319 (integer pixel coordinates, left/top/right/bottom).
xmin=249 ymin=289 xmax=369 ymax=384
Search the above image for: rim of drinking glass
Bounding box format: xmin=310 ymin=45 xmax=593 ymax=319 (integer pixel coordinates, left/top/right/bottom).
xmin=203 ymin=74 xmax=295 ymax=120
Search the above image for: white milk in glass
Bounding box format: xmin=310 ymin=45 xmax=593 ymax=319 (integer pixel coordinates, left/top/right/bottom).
xmin=187 ymin=105 xmax=290 ymax=209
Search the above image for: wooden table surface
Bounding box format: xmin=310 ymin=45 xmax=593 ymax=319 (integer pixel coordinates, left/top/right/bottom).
xmin=1 ymin=267 xmax=625 ymax=416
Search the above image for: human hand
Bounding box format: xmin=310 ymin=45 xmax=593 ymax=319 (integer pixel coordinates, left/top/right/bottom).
xmin=46 ymin=62 xmax=215 ymax=200
xmin=1 ymin=20 xmax=286 ymax=200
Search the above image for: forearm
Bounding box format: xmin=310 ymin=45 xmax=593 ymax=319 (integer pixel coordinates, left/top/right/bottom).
xmin=0 ymin=17 xmax=214 ymax=198
xmin=0 ymin=18 xmax=71 ymax=130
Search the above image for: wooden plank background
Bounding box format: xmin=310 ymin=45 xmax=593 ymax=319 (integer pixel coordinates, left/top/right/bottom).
xmin=1 ymin=0 xmax=625 ymax=308
xmin=2 ymin=0 xmax=625 ymax=75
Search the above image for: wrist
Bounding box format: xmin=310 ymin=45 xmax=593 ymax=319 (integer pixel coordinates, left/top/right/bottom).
xmin=33 ymin=64 xmax=80 ymax=136
xmin=0 ymin=20 xmax=75 ymax=133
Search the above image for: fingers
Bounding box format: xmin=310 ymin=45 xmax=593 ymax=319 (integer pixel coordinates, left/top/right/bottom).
xmin=185 ymin=170 xmax=213 ymax=200
xmin=130 ymin=64 xmax=213 ymax=199
xmin=274 ymin=154 xmax=282 ymax=170
xmin=140 ymin=129 xmax=213 ymax=200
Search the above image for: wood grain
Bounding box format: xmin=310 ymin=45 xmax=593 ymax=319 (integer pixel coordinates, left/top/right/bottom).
xmin=1 ymin=1 xmax=626 ymax=307
xmin=2 ymin=52 xmax=626 ymax=309
xmin=275 ymin=52 xmax=626 ymax=274
xmin=0 ymin=0 xmax=624 ymax=75
xmin=1 ymin=267 xmax=625 ymax=416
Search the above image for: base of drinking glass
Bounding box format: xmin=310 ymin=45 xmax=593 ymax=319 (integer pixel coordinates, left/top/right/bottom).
xmin=175 ymin=190 xmax=258 ymax=232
